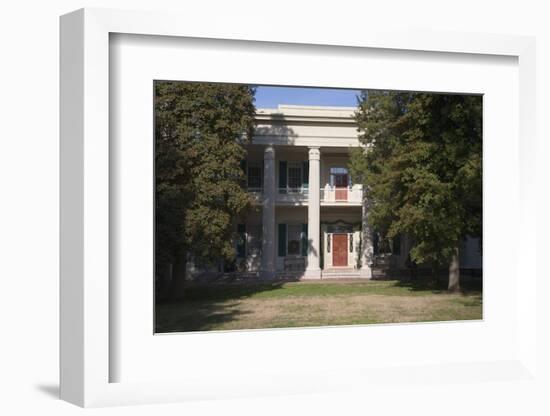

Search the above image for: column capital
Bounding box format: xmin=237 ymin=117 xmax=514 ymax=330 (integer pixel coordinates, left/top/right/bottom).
xmin=308 ymin=146 xmax=320 ymax=160
xmin=264 ymin=145 xmax=275 ymax=159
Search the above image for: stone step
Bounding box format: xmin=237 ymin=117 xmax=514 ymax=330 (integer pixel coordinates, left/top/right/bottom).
xmin=322 ymin=268 xmax=358 ymax=273
xmin=321 ymin=269 xmax=362 ymax=278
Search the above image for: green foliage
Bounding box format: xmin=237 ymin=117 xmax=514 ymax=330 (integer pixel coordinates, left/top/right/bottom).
xmin=350 ymin=90 xmax=482 ymax=267
xmin=155 ymin=81 xmax=256 ymax=268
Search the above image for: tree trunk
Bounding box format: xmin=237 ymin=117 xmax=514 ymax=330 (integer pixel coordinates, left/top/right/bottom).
xmin=448 ymin=246 xmax=460 ymax=292
xmin=170 ymin=254 xmax=187 ymax=300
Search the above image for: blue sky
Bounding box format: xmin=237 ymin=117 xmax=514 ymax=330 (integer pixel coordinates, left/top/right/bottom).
xmin=254 ymin=86 xmax=361 ymax=108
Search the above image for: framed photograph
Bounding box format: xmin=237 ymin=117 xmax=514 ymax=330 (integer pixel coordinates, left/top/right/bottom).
xmin=60 ymin=8 xmax=537 ymax=407
xmin=151 ymin=81 xmax=483 ymax=335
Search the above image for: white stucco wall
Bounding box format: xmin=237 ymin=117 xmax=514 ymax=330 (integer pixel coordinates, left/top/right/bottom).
xmin=460 ymin=237 xmax=483 ymax=269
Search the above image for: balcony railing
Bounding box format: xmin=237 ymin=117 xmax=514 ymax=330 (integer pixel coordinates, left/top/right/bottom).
xmin=321 ymin=185 xmax=363 ymax=204
xmin=277 ymin=187 xmax=308 ymax=204
xmin=247 ymin=185 xmax=363 ymax=204
xmin=278 ymin=187 xmax=309 ymax=195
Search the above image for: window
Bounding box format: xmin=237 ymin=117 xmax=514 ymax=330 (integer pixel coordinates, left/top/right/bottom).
xmin=247 ymin=225 xmax=262 ymax=257
xmin=287 ymin=224 xmax=302 ymax=255
xmin=247 ymin=162 xmax=262 ymax=189
xmin=329 ymin=167 xmax=350 ymax=187
xmin=279 ymin=160 xmax=308 ymax=192
xmin=287 ymin=162 xmax=302 ymax=189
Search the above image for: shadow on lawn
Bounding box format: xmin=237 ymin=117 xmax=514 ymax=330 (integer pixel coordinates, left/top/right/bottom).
xmin=158 ymin=280 xmax=293 ymax=303
xmin=393 ymin=276 xmax=483 ymax=295
xmin=155 ymin=280 xmax=290 ymax=333
xmin=155 ymin=301 xmax=246 ymax=333
xmin=155 ymin=276 xmax=483 ymax=332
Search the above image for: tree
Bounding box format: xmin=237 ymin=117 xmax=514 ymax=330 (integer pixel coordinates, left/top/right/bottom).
xmin=155 ymin=81 xmax=256 ymax=298
xmin=349 ymin=90 xmax=482 ymax=291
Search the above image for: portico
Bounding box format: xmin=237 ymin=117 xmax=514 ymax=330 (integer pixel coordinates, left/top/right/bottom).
xmin=237 ymin=104 xmax=374 ymax=279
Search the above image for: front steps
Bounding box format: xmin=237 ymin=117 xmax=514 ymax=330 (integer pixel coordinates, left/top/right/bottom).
xmin=275 ymin=268 xmax=366 ymax=279
xmin=321 ymin=268 xmax=364 ymax=279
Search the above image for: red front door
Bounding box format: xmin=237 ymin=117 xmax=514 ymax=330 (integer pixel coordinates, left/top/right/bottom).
xmin=332 ymin=234 xmax=348 ymax=267
xmin=334 ymin=174 xmax=348 ymax=201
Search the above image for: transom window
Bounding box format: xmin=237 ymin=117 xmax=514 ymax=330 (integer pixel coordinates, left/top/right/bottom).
xmin=330 ymin=167 xmax=348 ymax=175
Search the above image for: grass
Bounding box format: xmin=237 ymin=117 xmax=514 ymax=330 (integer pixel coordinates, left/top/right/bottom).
xmin=155 ymin=278 xmax=482 ymax=333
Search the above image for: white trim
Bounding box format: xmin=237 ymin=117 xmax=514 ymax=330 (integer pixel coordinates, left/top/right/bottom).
xmin=253 ymin=136 xmax=360 ymax=147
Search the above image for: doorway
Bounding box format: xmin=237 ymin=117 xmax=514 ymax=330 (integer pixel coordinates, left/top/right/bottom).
xmin=332 ymin=234 xmax=348 ymax=267
xmin=330 ymin=167 xmax=349 ymax=201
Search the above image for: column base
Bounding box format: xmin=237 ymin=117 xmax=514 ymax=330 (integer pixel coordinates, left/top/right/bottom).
xmin=359 ymin=267 xmax=373 ymax=279
xmin=303 ymin=269 xmax=322 ymax=279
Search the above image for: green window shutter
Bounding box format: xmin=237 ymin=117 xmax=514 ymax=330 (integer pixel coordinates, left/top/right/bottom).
xmin=240 ymin=159 xmax=247 ymax=171
xmin=237 ymin=224 xmax=246 ymax=258
xmin=278 ymin=223 xmax=287 ymax=257
xmin=373 ymin=232 xmax=379 ymax=255
xmin=302 ymin=161 xmax=309 ymax=189
xmin=279 ymin=161 xmax=287 ymax=191
xmin=301 ymin=223 xmax=308 ymax=256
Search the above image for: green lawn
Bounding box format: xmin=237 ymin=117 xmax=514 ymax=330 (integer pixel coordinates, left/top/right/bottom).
xmin=155 ymin=278 xmax=482 ymax=333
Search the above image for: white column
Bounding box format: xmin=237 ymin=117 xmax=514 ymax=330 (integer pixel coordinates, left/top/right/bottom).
xmin=305 ymin=147 xmax=321 ymax=278
xmin=360 ymin=189 xmax=373 ymax=278
xmin=261 ymin=145 xmax=276 ymax=279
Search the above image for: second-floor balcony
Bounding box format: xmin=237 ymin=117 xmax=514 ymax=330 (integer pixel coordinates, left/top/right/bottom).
xmin=321 ymin=184 xmax=363 ymax=205
xmin=247 ymin=185 xmax=363 ymax=206
xmin=244 ymin=151 xmax=363 ymax=207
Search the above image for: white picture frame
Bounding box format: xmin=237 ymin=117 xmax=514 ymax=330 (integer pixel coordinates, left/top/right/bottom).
xmin=60 ymin=7 xmax=537 ymax=407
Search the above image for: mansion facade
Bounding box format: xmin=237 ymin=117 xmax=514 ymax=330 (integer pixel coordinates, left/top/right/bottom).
xmin=195 ymin=104 xmax=481 ymax=279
